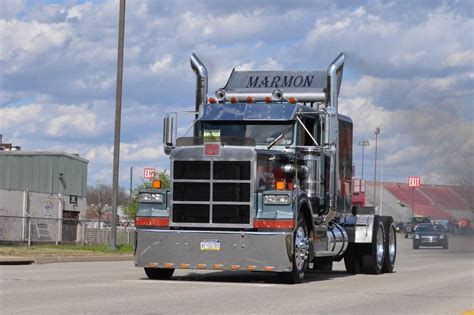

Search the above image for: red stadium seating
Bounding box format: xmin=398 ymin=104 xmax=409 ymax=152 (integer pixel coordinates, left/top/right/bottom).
xmin=419 ymin=186 xmax=467 ymax=210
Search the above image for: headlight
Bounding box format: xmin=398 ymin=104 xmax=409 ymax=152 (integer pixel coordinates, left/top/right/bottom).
xmin=440 ymin=234 xmax=445 ymax=239
xmin=263 ymin=194 xmax=290 ymax=205
xmin=140 ymin=193 xmax=164 ymax=203
xmin=415 ymin=234 xmax=420 ymax=239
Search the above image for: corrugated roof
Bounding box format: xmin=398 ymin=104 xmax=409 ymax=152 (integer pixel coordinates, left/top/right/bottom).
xmin=0 ymin=151 xmax=88 ymax=163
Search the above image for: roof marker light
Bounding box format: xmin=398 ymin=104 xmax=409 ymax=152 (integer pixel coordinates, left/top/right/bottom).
xmin=264 ymin=96 xmax=272 ymax=103
xmin=230 ymin=96 xmax=239 ymax=103
xmin=246 ymin=96 xmax=255 ymax=103
xmin=288 ymin=97 xmax=298 ymax=104
xmin=208 ymin=97 xmax=217 ymax=104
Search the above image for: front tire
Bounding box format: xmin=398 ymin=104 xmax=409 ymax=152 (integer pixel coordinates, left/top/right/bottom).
xmin=144 ymin=268 xmax=174 ymax=280
xmin=278 ymin=215 xmax=309 ymax=284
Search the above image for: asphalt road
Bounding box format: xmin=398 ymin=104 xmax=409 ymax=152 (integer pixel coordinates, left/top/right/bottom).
xmin=1 ymin=235 xmax=473 ymax=314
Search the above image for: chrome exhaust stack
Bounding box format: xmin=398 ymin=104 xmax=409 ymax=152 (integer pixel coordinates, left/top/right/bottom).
xmin=190 ymin=53 xmax=208 ymax=116
xmin=323 ymin=53 xmax=344 ymax=216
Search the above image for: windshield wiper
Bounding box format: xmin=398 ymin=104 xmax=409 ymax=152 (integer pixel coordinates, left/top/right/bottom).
xmin=267 ymin=125 xmax=294 ymax=149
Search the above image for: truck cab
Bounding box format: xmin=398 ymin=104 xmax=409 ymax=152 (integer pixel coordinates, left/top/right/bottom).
xmin=134 ymin=53 xmax=397 ymax=283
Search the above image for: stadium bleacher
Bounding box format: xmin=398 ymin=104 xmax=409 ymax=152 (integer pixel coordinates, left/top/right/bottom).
xmin=384 ymin=183 xmax=453 ymax=220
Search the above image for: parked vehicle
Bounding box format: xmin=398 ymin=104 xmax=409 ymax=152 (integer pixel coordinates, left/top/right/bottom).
xmin=413 ymin=223 xmax=448 ymax=249
xmin=404 ymin=216 xmax=431 ymax=238
xmin=134 ymin=53 xmax=397 ymax=283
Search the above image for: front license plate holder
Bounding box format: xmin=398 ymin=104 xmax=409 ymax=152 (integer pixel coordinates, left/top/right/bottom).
xmin=200 ymin=240 xmax=221 ymax=251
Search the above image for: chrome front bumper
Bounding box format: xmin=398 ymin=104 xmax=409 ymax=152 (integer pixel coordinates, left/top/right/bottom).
xmin=135 ymin=229 xmax=293 ymax=272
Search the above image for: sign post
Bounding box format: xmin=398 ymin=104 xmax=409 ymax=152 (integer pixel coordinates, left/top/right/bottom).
xmin=408 ymin=176 xmax=421 ymax=217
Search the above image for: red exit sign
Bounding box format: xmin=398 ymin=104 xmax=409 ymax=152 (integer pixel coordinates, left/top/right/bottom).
xmin=144 ymin=168 xmax=155 ymax=179
xmin=408 ymin=176 xmax=421 ymax=187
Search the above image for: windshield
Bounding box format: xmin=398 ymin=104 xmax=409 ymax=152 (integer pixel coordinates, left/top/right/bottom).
xmin=416 ymin=224 xmax=445 ymax=232
xmin=201 ymin=121 xmax=294 ymax=145
xmin=411 ymin=217 xmax=430 ymax=224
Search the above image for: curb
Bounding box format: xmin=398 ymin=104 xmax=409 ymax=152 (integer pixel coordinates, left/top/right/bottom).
xmin=0 ymin=255 xmax=133 ymax=265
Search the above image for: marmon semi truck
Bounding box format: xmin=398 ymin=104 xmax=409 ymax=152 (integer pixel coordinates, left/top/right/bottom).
xmin=134 ymin=53 xmax=397 ymax=283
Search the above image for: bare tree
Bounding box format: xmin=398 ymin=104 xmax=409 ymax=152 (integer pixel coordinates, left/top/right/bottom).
xmin=458 ymin=174 xmax=474 ymax=213
xmin=87 ymin=183 xmax=127 ymax=220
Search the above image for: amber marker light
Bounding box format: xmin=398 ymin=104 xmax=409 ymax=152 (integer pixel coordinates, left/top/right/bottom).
xmin=246 ymin=96 xmax=255 ymax=103
xmin=197 ymin=264 xmax=207 ymax=269
xmin=288 ymin=97 xmax=298 ymax=104
xmin=152 ymin=180 xmax=161 ymax=189
xmin=264 ymin=96 xmax=272 ymax=103
xmin=230 ymin=96 xmax=239 ymax=103
xmin=275 ymin=181 xmax=286 ymax=190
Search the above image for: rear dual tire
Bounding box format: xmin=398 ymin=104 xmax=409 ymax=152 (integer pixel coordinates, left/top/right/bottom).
xmin=344 ymin=216 xmax=396 ymax=275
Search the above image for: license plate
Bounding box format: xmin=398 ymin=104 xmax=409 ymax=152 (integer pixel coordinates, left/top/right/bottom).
xmin=200 ymin=240 xmax=221 ymax=251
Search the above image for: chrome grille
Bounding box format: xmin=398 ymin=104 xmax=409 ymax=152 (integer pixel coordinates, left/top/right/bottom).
xmin=171 ymin=154 xmax=253 ymax=227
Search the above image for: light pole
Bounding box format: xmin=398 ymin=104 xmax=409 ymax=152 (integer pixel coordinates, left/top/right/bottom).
xmin=358 ymin=139 xmax=370 ymax=179
xmin=373 ymin=127 xmax=381 ymax=207
xmin=111 ymin=0 xmax=126 ymax=249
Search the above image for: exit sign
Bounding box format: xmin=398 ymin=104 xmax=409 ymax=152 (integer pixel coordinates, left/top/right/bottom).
xmin=408 ymin=176 xmax=421 ymax=187
xmin=144 ymin=168 xmax=155 ymax=179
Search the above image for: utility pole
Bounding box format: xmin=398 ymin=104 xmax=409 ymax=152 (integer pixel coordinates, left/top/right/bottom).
xmin=129 ymin=166 xmax=133 ymax=205
xmin=111 ymin=0 xmax=126 ymax=249
xmin=373 ymin=127 xmax=380 ymax=207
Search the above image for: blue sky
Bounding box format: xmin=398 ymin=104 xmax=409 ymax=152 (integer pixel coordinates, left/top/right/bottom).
xmin=0 ymin=0 xmax=473 ymax=188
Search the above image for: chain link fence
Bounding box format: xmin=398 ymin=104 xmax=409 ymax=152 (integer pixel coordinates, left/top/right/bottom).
xmin=0 ymin=214 xmax=134 ymax=246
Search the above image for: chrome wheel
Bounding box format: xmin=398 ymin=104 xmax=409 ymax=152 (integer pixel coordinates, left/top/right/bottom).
xmin=376 ymin=225 xmax=385 ymax=268
xmin=294 ymin=225 xmax=309 ymax=271
xmin=388 ymin=225 xmax=396 ymax=264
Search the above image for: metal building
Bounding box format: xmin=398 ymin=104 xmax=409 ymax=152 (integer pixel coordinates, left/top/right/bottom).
xmin=0 ymin=151 xmax=88 ymax=243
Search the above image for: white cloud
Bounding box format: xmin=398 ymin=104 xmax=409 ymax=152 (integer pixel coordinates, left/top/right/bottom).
xmin=0 ymin=104 xmax=43 ymax=129
xmin=445 ymin=50 xmax=474 ymax=67
xmin=150 ymin=54 xmax=173 ymax=74
xmin=0 ymin=19 xmax=70 ymax=62
xmin=47 ymin=105 xmax=102 ymax=137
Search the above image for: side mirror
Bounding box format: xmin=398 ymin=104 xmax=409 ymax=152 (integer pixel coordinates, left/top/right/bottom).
xmin=163 ymin=116 xmax=174 ymax=154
